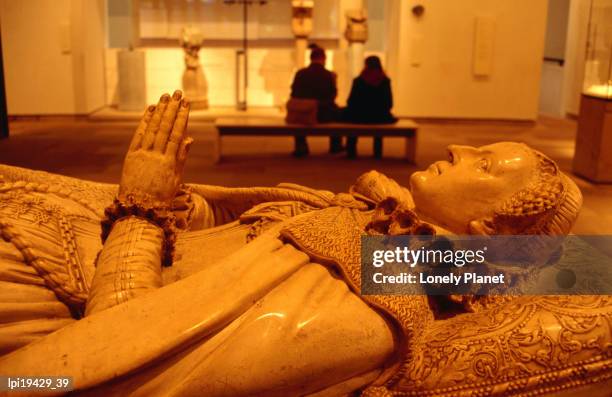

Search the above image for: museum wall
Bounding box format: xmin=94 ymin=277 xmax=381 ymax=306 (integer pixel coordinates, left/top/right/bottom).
xmin=385 ymin=0 xmax=549 ymax=120
xmin=562 ymin=0 xmax=590 ymax=117
xmin=539 ymin=0 xmax=569 ymax=116
xmin=0 ymin=0 xmax=106 ymax=115
xmin=72 ymin=0 xmax=107 ymax=115
xmin=539 ymin=0 xmax=591 ymax=117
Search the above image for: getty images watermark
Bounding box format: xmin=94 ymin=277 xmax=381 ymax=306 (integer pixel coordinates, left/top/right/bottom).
xmin=360 ymin=235 xmax=612 ymax=295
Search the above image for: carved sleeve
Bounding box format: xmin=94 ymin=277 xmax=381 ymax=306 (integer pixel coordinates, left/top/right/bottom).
xmin=85 ymin=216 xmax=164 ymax=316
xmin=0 ymin=238 xmax=75 ymax=356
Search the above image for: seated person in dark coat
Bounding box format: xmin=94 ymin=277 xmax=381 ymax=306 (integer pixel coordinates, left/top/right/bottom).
xmin=344 ymin=55 xmax=397 ymax=158
xmin=289 ymin=45 xmax=342 ymax=157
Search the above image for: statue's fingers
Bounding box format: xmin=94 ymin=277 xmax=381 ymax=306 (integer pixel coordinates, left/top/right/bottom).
xmin=129 ymin=105 xmax=155 ymax=151
xmin=141 ymin=93 xmax=171 ymax=150
xmin=165 ymin=100 xmax=190 ymax=157
xmin=176 ymin=137 xmax=194 ymax=172
xmin=153 ymin=90 xmax=182 ymax=153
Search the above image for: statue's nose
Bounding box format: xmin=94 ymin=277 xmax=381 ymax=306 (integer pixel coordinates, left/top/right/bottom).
xmin=447 ymin=145 xmax=480 ymax=162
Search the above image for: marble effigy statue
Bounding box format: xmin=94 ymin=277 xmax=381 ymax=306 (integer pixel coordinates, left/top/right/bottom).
xmin=0 ymin=91 xmax=610 ymax=396
xmin=180 ymin=27 xmax=208 ymax=110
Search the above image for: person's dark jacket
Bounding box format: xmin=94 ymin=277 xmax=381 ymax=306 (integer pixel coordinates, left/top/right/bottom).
xmin=344 ymin=76 xmax=397 ymax=124
xmin=290 ymin=63 xmax=338 ymax=122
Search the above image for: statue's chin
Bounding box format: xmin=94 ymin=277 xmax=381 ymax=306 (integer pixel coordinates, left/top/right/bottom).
xmin=408 ymin=171 xmax=433 ymax=202
xmin=408 ymin=171 xmax=424 ymax=193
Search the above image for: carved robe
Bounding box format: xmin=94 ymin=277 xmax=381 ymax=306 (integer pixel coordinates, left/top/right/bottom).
xmin=0 ymin=164 xmax=610 ymax=397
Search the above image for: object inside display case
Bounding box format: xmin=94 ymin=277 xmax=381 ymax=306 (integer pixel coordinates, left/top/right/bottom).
xmin=583 ymin=0 xmax=612 ymax=99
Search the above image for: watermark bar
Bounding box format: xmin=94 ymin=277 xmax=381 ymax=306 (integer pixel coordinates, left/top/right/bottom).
xmin=361 ymin=235 xmax=612 ymax=295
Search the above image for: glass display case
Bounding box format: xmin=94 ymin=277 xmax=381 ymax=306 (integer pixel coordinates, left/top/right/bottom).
xmin=573 ymin=0 xmax=612 ymax=183
xmin=137 ymin=0 xmax=339 ymax=41
xmin=582 ymin=0 xmax=611 ymax=99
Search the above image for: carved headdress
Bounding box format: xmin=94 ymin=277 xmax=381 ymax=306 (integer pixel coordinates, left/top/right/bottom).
xmin=476 ymin=147 xmax=583 ymax=236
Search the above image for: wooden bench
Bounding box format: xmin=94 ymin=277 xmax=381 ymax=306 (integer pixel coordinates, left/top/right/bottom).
xmin=214 ymin=117 xmax=419 ymax=162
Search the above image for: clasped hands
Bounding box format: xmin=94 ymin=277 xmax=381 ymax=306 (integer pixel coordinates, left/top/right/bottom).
xmin=119 ymin=90 xmax=193 ymax=209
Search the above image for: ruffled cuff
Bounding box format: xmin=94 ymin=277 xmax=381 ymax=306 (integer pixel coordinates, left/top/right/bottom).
xmin=101 ymin=194 xmax=178 ymax=267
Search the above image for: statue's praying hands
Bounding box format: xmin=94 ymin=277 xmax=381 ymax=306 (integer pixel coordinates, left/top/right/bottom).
xmin=119 ymin=91 xmax=193 ymax=208
xmin=87 ymin=91 xmax=193 ymax=315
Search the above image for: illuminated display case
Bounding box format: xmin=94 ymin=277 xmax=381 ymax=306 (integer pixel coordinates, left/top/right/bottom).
xmin=573 ymin=0 xmax=612 ymax=183
xmin=582 ymin=0 xmax=612 ymax=99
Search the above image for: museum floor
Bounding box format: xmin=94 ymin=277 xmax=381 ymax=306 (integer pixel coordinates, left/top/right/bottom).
xmin=1 ymin=115 xmax=611 ymax=234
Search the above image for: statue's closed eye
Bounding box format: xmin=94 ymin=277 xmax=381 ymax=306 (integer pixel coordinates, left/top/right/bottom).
xmin=447 ymin=150 xmax=455 ymax=164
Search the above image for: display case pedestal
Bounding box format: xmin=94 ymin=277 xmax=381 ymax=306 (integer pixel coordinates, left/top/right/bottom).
xmin=295 ymin=38 xmax=308 ymax=69
xmin=344 ymin=8 xmax=368 ymax=80
xmin=347 ymin=42 xmax=365 ymax=80
xmin=291 ymin=0 xmax=314 ymax=71
xmin=573 ymin=94 xmax=612 ymax=183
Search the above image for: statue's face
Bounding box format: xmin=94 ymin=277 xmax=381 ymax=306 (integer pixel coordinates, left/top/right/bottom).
xmin=409 ymin=142 xmax=537 ymax=233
